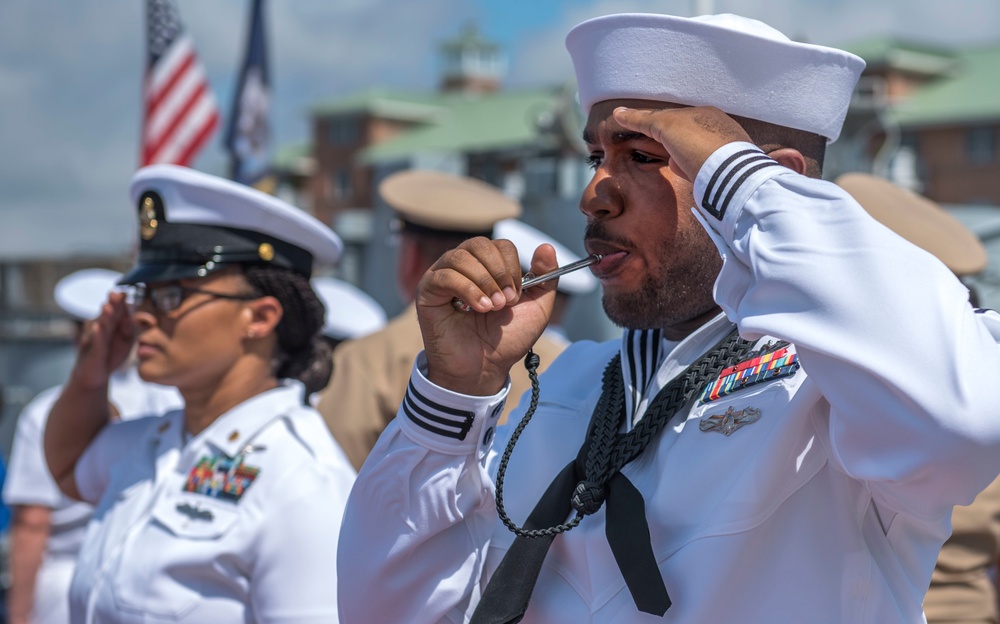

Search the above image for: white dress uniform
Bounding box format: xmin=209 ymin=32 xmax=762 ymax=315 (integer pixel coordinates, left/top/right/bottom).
xmin=68 ymin=381 xmax=355 ymax=623
xmin=337 ymin=143 xmax=1000 ymax=623
xmin=2 ymin=368 xmax=181 ymax=624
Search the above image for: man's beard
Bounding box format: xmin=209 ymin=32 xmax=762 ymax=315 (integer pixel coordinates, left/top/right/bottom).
xmin=601 ymin=267 xmax=717 ymax=330
xmin=586 ymin=222 xmax=721 ymax=331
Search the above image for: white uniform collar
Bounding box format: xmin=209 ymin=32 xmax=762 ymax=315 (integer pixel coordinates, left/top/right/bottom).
xmin=622 ymin=313 xmax=735 ymax=424
xmin=191 ymin=381 xmax=306 ymax=457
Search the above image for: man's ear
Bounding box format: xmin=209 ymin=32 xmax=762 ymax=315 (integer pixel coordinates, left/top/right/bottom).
xmin=766 ymin=148 xmax=807 ymax=175
xmin=244 ymin=296 xmax=283 ymax=339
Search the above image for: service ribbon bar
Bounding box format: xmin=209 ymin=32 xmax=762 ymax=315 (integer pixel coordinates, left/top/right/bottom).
xmin=700 ymin=348 xmax=800 ymax=404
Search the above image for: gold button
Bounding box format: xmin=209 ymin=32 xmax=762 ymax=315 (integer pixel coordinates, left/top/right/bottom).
xmin=258 ymin=243 xmax=275 ymax=261
xmin=228 ymin=430 xmax=240 ymax=442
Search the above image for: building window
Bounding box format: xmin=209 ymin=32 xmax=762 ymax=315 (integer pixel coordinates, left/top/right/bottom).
xmin=966 ymin=127 xmax=997 ymax=165
xmin=327 ymin=118 xmax=359 ymax=146
xmin=332 ymin=168 xmax=352 ymax=200
xmin=523 ymin=157 xmax=558 ymax=196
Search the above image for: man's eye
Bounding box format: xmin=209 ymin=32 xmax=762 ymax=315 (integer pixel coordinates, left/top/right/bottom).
xmin=584 ymin=154 xmax=603 ymax=170
xmin=631 ymin=152 xmax=661 ymax=164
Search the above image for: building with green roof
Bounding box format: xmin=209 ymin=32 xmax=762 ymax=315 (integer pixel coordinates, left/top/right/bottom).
xmin=838 ymin=36 xmax=1000 ymax=206
xmin=281 ymin=25 xmax=607 ymax=337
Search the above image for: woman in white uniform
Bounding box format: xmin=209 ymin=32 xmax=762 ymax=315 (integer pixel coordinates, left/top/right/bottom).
xmin=43 ymin=164 xmax=356 ymax=623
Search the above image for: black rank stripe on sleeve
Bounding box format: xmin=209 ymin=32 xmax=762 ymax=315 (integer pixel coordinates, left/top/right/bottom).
xmin=403 ymin=380 xmax=476 ymax=440
xmin=702 ymin=148 xmax=781 ymax=220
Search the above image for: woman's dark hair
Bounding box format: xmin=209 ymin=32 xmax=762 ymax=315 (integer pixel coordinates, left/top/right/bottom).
xmin=241 ymin=265 xmax=332 ymax=395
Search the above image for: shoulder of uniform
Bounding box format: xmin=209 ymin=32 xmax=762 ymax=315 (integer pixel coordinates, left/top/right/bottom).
xmin=536 ymin=339 xmax=620 ymax=398
xmin=100 ymin=414 xmax=174 ymax=452
xmin=554 ymin=338 xmax=620 ymax=361
xmin=263 ymin=407 xmax=352 ymax=470
xmin=532 ymin=332 xmax=570 ymax=362
xmin=238 ymin=414 xmax=355 ymax=504
xmin=17 ymin=385 xmax=64 ymax=423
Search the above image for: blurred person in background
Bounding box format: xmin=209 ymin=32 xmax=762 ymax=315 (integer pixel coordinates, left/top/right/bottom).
xmin=310 ymin=276 xmax=387 ymax=353
xmin=838 ymin=173 xmax=1000 ymax=624
xmin=309 ymin=276 xmax=387 ymax=407
xmin=2 ymin=268 xmax=181 ymax=624
xmin=43 ymin=166 xmax=355 ymax=622
xmin=313 ymin=170 xmax=527 ymax=471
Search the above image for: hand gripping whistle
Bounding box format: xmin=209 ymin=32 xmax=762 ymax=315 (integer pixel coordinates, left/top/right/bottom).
xmin=451 ymin=254 xmax=602 ymax=312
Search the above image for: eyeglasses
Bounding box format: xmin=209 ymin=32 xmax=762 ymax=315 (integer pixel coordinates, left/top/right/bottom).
xmin=125 ymin=283 xmax=260 ymax=314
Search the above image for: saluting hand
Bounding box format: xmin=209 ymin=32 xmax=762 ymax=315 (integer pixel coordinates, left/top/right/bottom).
xmin=416 ymin=237 xmax=558 ymax=397
xmin=71 ymin=291 xmax=134 ymax=390
xmin=612 ymin=105 xmax=752 ymax=182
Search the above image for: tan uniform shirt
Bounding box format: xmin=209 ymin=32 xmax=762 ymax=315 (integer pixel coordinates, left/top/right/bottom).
xmin=925 ymin=475 xmax=1000 ymax=623
xmin=315 ymin=304 xmax=566 ymax=470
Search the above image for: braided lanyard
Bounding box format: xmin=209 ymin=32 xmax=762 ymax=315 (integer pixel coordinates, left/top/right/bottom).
xmin=494 ymin=327 xmax=753 ymax=538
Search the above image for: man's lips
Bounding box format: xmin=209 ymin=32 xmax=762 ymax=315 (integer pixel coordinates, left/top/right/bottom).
xmin=585 ymin=241 xmax=630 ymax=278
xmin=136 ymin=341 xmax=162 ymax=357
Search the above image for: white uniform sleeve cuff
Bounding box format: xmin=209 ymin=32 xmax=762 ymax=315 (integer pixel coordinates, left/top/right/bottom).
xmin=694 ymin=142 xmax=789 ymax=242
xmin=397 ymin=351 xmax=509 ymax=455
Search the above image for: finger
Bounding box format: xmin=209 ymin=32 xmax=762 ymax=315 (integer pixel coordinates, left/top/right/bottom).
xmin=90 ymin=293 xmax=128 ymax=345
xmin=463 ymin=237 xmax=520 ymax=307
xmin=491 ymin=238 xmax=525 ymax=303
xmin=107 ymin=292 xmax=132 ymax=329
xmin=422 ymin=245 xmax=510 ymax=314
xmin=612 ymin=106 xmax=668 ymax=146
xmin=613 ymin=107 xmax=696 ymax=180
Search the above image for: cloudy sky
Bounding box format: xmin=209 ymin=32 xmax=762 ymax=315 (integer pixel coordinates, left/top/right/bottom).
xmin=2 ymin=0 xmax=999 ymax=258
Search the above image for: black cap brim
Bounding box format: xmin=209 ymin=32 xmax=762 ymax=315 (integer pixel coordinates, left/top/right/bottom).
xmin=118 ymin=262 xmax=231 ymax=286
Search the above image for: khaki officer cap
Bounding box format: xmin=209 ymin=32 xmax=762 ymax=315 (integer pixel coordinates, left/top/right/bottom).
xmin=836 ymin=173 xmax=987 ymax=276
xmin=379 ymin=170 xmax=522 ymax=235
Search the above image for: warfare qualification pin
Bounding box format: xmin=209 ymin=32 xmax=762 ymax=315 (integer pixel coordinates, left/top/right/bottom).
xmin=700 ymin=406 xmax=761 ymax=436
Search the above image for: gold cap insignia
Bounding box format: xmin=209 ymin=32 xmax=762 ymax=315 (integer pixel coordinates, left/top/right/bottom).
xmin=140 ymin=196 xmax=159 ymax=240
xmin=228 ymin=430 xmax=240 ymax=442
xmin=257 ymin=242 xmax=275 ymax=262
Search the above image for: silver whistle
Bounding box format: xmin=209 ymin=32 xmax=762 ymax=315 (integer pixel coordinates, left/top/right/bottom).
xmin=452 ymin=254 xmax=602 ymax=312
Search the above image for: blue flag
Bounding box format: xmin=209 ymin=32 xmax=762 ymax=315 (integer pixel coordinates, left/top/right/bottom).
xmin=225 ymin=0 xmax=270 ymax=186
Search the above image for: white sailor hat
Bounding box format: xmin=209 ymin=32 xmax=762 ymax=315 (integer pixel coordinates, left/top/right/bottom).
xmin=311 ymin=277 xmax=388 ymax=341
xmin=566 ymin=13 xmax=866 ymax=142
xmin=121 ymin=165 xmax=343 ymax=285
xmin=54 ymin=268 xmax=123 ymax=321
xmin=494 ymin=219 xmax=598 ymax=295
xmin=379 ymin=170 xmax=522 ymax=237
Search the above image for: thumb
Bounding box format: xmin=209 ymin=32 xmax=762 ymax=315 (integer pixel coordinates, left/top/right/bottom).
xmin=526 ymin=244 xmax=559 ymax=288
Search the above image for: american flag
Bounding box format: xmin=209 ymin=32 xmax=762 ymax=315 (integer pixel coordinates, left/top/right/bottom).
xmin=141 ymin=0 xmax=219 ymax=167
